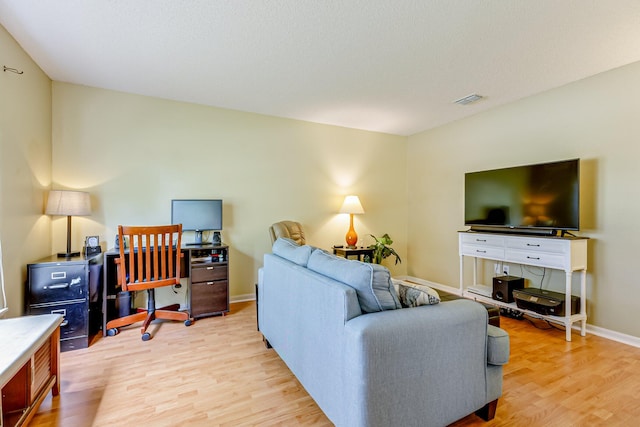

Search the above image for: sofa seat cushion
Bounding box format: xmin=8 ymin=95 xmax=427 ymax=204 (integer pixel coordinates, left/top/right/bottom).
xmin=272 ymin=237 xmax=313 ymax=266
xmin=307 ymin=250 xmax=401 ymax=313
xmin=439 ymin=289 xmax=501 ymax=327
xmin=487 ymin=325 xmax=510 ymax=365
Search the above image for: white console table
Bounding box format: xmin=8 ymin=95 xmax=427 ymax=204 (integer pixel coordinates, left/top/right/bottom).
xmin=458 ymin=231 xmax=589 ymax=341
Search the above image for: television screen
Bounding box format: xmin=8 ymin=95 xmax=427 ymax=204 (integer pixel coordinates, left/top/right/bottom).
xmin=171 ymin=199 xmax=223 ymax=232
xmin=464 ymin=159 xmax=579 ymax=233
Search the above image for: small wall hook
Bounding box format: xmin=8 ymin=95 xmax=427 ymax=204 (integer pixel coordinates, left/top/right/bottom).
xmin=3 ymin=66 xmax=24 ymax=75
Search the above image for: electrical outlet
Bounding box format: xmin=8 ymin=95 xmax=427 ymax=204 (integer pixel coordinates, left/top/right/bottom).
xmin=503 ymin=265 xmax=510 ymax=276
xmin=494 ymin=263 xmax=501 ymax=275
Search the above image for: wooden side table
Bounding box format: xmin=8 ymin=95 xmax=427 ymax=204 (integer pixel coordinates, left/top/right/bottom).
xmin=0 ymin=314 xmax=63 ymax=427
xmin=333 ymin=246 xmax=374 ymax=262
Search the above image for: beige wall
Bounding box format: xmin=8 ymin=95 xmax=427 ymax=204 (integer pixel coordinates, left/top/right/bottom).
xmin=0 ymin=25 xmax=52 ymax=317
xmin=51 ymin=83 xmax=408 ymax=305
xmin=5 ymin=17 xmax=640 ymax=338
xmin=407 ymin=60 xmax=640 ymax=337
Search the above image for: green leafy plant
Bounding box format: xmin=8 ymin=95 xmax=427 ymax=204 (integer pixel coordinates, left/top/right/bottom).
xmin=368 ymin=234 xmax=402 ymax=265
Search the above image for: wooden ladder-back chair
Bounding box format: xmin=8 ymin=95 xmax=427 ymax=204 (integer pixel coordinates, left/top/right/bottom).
xmin=106 ymin=224 xmax=193 ymax=341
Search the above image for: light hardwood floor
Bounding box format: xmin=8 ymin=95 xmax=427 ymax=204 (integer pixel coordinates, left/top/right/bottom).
xmin=31 ymin=301 xmax=640 ymax=426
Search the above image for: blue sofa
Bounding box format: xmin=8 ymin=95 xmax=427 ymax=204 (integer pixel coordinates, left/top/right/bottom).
xmin=258 ymin=238 xmax=510 ymax=427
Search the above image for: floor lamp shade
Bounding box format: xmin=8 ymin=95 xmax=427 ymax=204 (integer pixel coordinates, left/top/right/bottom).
xmin=339 ymin=195 xmax=365 ymax=248
xmin=46 ymin=190 xmax=91 ymax=258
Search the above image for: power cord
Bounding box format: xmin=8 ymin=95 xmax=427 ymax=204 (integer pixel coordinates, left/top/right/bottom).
xmin=523 ymin=265 xmax=548 ymax=288
xmin=522 ymin=313 xmax=565 ymax=331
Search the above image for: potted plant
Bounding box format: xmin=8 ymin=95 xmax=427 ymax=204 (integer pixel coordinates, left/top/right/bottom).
xmin=368 ymin=234 xmax=402 ymax=265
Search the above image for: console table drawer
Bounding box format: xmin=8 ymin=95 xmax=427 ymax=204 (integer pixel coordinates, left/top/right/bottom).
xmin=191 ymin=264 xmax=227 ymax=283
xmin=506 ymin=250 xmax=565 ymax=269
xmin=461 ymin=245 xmax=504 ymax=260
xmin=461 ymin=233 xmax=505 ymax=247
xmin=506 ymin=238 xmax=567 ymax=254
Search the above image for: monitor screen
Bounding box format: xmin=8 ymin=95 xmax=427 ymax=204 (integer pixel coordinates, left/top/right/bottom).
xmin=171 ymin=199 xmax=223 ymax=232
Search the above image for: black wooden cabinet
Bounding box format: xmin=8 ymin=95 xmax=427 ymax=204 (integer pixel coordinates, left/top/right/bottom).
xmin=26 ymin=254 xmax=102 ymax=351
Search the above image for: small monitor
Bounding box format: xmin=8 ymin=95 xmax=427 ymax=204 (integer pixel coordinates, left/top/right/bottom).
xmin=171 ymin=199 xmax=222 ymax=245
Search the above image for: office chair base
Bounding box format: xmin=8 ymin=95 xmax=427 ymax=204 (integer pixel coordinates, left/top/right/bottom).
xmin=106 ymin=304 xmax=193 ymax=340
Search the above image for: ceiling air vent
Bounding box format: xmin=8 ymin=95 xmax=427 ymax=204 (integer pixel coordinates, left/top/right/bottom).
xmin=454 ymin=93 xmax=483 ymax=105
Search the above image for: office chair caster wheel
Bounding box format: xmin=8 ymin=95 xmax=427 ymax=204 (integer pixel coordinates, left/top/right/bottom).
xmin=141 ymin=332 xmax=151 ymax=341
xmin=184 ymin=319 xmax=193 ymax=327
xmin=107 ymin=328 xmax=118 ymax=336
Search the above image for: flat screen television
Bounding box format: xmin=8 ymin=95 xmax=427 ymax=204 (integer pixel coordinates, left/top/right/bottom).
xmin=171 ymin=199 xmax=223 ymax=245
xmin=464 ymin=159 xmax=579 ymax=235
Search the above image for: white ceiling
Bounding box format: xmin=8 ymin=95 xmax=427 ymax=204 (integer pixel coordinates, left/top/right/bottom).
xmin=2 ymin=1 xmax=640 ymax=136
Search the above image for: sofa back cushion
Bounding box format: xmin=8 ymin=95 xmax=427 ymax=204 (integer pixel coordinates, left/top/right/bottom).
xmin=272 ymin=237 xmax=313 ymax=266
xmin=307 ymin=249 xmax=401 ymax=313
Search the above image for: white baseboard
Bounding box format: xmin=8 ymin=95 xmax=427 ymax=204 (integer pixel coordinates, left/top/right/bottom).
xmin=396 ymin=275 xmax=640 ymax=349
xmin=394 ymin=275 xmax=460 ymax=294
xmin=583 ymin=324 xmax=640 ymax=348
xmin=230 ymin=293 xmax=256 ymax=303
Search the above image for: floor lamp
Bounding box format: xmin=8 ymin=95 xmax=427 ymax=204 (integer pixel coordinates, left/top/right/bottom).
xmin=46 ymin=190 xmax=91 ymax=258
xmin=339 ymin=195 xmax=365 ymax=248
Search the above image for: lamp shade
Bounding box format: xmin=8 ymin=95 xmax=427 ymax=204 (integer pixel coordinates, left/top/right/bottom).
xmin=45 ymin=190 xmax=91 ymax=216
xmin=339 ymin=195 xmax=365 ymax=214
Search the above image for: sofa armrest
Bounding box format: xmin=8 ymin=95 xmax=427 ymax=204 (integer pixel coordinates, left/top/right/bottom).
xmin=342 ymin=299 xmax=500 ymax=427
xmin=487 ymin=324 xmax=510 ymax=366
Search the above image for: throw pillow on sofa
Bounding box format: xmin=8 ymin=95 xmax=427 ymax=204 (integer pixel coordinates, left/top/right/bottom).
xmin=393 ymin=280 xmax=440 ymax=307
xmin=306 ymin=249 xmax=401 ymax=313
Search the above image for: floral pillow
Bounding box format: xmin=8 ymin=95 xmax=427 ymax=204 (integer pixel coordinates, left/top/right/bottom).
xmin=394 ymin=281 xmax=440 ymax=307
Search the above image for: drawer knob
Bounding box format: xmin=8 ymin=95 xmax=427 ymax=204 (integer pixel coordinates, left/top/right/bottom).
xmin=206 ymin=267 xmax=214 ymax=270
xmin=476 ymin=239 xmax=487 ymax=242
xmin=527 ymin=256 xmax=541 ymax=260
xmin=526 ymin=243 xmax=541 ymax=247
xmin=476 ymin=250 xmax=487 ymax=253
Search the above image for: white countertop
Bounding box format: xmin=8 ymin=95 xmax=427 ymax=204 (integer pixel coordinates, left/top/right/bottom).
xmin=0 ymin=314 xmax=63 ymax=387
